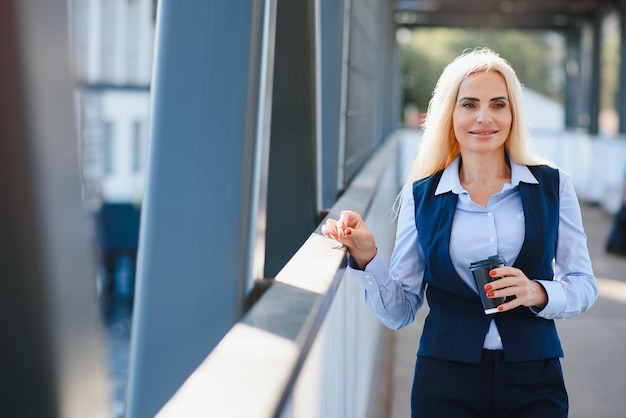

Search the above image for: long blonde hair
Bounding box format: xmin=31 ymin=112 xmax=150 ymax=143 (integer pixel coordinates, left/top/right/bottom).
xmin=401 ymin=48 xmax=551 ymax=193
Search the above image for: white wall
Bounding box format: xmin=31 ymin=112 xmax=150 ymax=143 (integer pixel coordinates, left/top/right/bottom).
xmin=532 ymin=131 xmax=626 ymax=213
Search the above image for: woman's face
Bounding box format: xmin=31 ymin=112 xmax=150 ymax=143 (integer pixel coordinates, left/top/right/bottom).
xmin=452 ymin=71 xmax=512 ymax=156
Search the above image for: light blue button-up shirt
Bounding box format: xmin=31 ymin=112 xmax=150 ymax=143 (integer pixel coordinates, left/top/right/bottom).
xmin=351 ymin=156 xmax=598 ymax=350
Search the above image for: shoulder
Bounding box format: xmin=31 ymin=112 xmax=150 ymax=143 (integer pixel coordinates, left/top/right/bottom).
xmin=526 ymin=165 xmax=578 ymax=203
xmin=411 ymin=170 xmax=444 ymax=193
xmin=527 ymin=164 xmax=559 ymax=178
xmin=528 ymin=165 xmax=572 ymax=187
xmin=526 ymin=164 xmax=561 ymax=188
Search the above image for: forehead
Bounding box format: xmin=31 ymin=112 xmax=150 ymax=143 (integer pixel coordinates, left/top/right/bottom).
xmin=457 ymin=71 xmax=508 ymax=97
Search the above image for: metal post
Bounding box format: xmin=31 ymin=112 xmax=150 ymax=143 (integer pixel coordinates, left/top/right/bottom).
xmin=619 ymin=4 xmax=626 ymax=134
xmin=589 ymin=12 xmax=603 ymax=135
xmin=564 ymin=25 xmax=583 ymax=130
xmin=125 ymin=0 xmax=276 ymax=416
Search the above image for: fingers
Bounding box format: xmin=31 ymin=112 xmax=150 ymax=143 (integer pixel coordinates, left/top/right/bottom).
xmin=483 ymin=267 xmax=546 ymax=312
xmin=484 ymin=267 xmax=521 ymax=290
xmin=321 ymin=210 xmax=364 ymax=240
xmin=320 ymin=211 xmax=377 ymax=269
xmin=321 ymin=218 xmax=336 ymax=236
xmin=321 ymin=218 xmax=349 ymax=240
xmin=337 ymin=210 xmax=363 ymax=232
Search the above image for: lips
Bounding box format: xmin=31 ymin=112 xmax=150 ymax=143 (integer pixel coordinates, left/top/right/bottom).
xmin=470 ymin=130 xmax=499 ymax=135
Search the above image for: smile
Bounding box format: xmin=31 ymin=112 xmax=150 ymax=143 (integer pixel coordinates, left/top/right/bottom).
xmin=470 ymin=130 xmax=499 ymax=135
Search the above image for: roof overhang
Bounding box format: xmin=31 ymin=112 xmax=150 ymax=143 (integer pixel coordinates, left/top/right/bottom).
xmin=394 ymin=0 xmax=620 ymax=29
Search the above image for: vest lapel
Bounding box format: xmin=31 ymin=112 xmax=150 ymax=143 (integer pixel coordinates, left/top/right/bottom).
xmin=429 ymin=192 xmax=458 ymax=280
xmin=421 ymin=191 xmax=477 ymax=298
xmin=514 ymin=182 xmax=544 ymax=269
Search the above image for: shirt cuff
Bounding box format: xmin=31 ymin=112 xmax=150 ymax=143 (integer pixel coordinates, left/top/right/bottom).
xmin=532 ymin=279 xmax=567 ymax=319
xmin=348 ymin=252 xmax=388 ymax=291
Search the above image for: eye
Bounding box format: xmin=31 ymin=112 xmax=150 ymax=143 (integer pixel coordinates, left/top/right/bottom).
xmin=492 ymin=101 xmax=507 ymax=109
xmin=461 ymin=101 xmax=476 ymax=109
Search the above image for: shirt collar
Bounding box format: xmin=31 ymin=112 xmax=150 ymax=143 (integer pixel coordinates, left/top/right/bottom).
xmin=434 ymin=155 xmax=539 ymax=196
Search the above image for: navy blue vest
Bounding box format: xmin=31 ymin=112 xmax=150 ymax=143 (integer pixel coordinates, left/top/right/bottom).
xmin=412 ymin=165 xmax=563 ymax=362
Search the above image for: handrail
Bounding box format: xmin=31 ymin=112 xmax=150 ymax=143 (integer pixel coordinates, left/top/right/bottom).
xmin=156 ymin=133 xmax=401 ymax=418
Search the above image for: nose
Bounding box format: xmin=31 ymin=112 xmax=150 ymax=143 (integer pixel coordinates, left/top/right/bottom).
xmin=477 ymin=107 xmax=493 ymax=124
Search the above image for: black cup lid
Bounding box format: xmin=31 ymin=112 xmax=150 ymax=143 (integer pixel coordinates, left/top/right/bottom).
xmin=470 ymin=255 xmax=506 ymax=270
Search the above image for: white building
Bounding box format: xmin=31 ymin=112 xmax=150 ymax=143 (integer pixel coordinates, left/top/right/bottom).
xmin=71 ymin=0 xmax=155 ymax=210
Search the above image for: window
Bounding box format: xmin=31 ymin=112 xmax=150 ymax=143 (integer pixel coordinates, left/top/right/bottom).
xmin=102 ymin=121 xmax=114 ymax=175
xmin=132 ymin=120 xmax=143 ymax=172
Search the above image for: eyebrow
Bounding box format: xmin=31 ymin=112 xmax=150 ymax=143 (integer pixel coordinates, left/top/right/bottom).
xmin=458 ymin=96 xmax=509 ymax=102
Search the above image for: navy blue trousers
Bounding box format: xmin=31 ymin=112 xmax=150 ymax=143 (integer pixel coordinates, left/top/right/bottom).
xmin=411 ymin=350 xmax=568 ymax=418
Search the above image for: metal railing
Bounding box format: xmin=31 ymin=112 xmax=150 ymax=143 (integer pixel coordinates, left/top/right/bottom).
xmin=155 ymin=132 xmax=406 ymax=418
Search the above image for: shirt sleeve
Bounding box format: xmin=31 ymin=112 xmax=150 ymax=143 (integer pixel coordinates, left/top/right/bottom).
xmin=348 ymin=188 xmax=426 ymax=330
xmin=534 ymin=170 xmax=599 ymax=319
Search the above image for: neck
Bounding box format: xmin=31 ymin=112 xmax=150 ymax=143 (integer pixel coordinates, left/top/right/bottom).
xmin=458 ymin=150 xmax=511 ymax=185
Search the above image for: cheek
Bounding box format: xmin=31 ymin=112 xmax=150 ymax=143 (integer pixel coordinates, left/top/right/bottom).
xmin=499 ymin=111 xmax=513 ymax=127
xmin=451 ymin=119 xmax=463 ymax=139
xmin=451 ymin=112 xmax=465 ymax=131
xmin=502 ymin=118 xmax=513 ymax=135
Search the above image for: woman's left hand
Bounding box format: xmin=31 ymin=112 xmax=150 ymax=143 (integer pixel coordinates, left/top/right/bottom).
xmin=484 ymin=266 xmax=548 ymax=312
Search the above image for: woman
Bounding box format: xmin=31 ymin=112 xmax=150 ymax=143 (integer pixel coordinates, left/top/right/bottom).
xmin=322 ymin=48 xmax=597 ymax=417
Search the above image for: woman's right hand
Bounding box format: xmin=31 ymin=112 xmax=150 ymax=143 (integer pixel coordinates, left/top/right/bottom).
xmin=321 ymin=210 xmax=378 ymax=270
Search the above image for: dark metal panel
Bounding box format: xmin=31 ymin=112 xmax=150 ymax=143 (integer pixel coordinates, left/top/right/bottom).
xmin=125 ymin=1 xmax=276 ymax=417
xmin=320 ymin=0 xmax=347 ymax=208
xmin=343 ymin=0 xmax=396 ymax=182
xmin=0 ymin=0 xmax=111 ymax=417
xmin=264 ymin=0 xmax=320 ymax=277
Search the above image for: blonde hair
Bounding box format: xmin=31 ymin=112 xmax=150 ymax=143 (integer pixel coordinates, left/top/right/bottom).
xmin=401 ymin=48 xmax=551 ymax=193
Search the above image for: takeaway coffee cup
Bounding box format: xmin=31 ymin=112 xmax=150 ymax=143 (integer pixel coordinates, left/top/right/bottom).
xmin=470 ymin=255 xmax=506 ymax=314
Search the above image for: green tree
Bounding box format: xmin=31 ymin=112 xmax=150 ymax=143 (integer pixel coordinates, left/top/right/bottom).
xmin=401 ymin=28 xmax=565 ymax=114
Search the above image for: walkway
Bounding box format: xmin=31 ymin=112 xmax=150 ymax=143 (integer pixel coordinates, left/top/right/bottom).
xmin=386 ymin=201 xmax=626 ymax=418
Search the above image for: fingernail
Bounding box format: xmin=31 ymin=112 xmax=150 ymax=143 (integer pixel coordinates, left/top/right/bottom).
xmin=489 ymin=270 xmax=497 ymax=276
xmin=498 ymin=306 xmax=504 ymax=312
xmin=487 ymin=291 xmax=494 ymax=297
xmin=484 ymin=284 xmax=492 ymax=291
xmin=346 ymin=229 xmax=352 ymax=236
